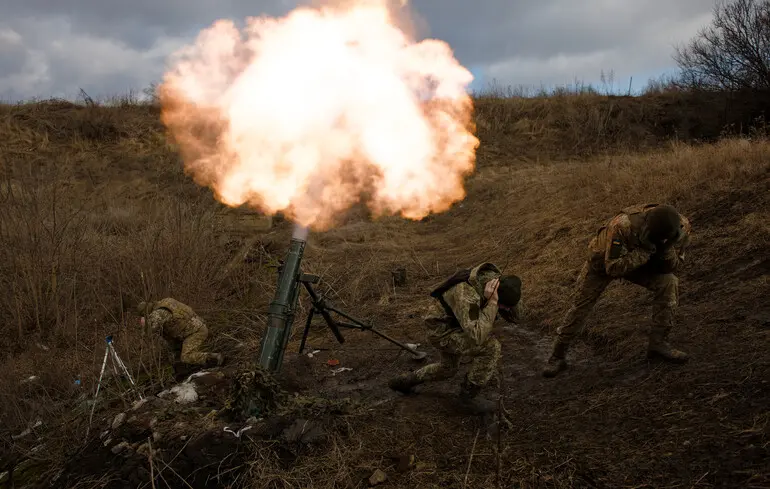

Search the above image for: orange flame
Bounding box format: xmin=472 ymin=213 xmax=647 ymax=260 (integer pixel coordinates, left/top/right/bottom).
xmin=158 ymin=0 xmax=478 ymax=230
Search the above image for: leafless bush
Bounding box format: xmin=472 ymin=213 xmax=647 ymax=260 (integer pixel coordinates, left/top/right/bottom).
xmin=674 ymin=0 xmax=770 ymax=90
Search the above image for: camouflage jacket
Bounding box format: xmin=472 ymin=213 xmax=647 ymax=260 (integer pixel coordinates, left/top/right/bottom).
xmin=588 ymin=203 xmax=692 ymax=277
xmin=146 ymin=298 xmax=205 ymax=340
xmin=426 ymin=262 xmax=503 ymax=346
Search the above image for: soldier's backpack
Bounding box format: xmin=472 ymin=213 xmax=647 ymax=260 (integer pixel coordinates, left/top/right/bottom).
xmin=429 ymin=267 xmax=472 ymax=323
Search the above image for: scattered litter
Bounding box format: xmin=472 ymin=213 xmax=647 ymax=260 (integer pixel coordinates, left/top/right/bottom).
xmin=184 ymin=370 xmax=213 ymax=383
xmin=112 ymin=413 xmax=126 ymax=430
xmin=20 ymin=375 xmax=39 ymax=384
xmin=11 ymin=420 xmax=42 ymax=440
xmin=327 ymin=359 xmax=340 ymax=366
xmin=331 ymin=367 xmax=353 ymax=376
xmin=158 ymin=382 xmax=198 ymax=404
xmin=35 ymin=343 xmax=49 ymax=351
xmin=307 ymin=349 xmax=322 ymax=358
xmin=369 ymin=469 xmax=388 ymax=486
xmin=131 ymin=397 xmax=150 ymax=411
xmin=223 ymin=425 xmax=253 ymax=438
xmin=405 ymin=343 xmax=420 ymax=349
xmin=29 ymin=444 xmax=45 ymax=454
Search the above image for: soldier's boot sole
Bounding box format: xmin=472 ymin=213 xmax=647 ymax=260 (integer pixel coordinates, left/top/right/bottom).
xmin=647 ymin=347 xmax=689 ymax=364
xmin=542 ymin=358 xmax=567 ymax=378
xmin=388 ymin=373 xmax=422 ymax=395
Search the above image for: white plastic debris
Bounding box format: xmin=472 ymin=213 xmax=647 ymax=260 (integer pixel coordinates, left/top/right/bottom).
xmin=131 ymin=397 xmax=150 ymax=411
xmin=20 ymin=375 xmax=39 ymax=384
xmin=223 ymin=425 xmax=253 ymax=438
xmin=158 ymin=382 xmax=198 ymax=404
xmin=112 ymin=413 xmax=126 ymax=430
xmin=12 ymin=420 xmax=42 ymax=440
xmin=307 ymin=349 xmax=321 ymax=358
xmin=184 ymin=370 xmax=213 ymax=383
xmin=331 ymin=367 xmax=353 ymax=376
xmin=406 ymin=343 xmax=420 ymax=349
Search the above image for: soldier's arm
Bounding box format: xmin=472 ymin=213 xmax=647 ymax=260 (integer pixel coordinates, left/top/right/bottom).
xmin=657 ymin=216 xmax=692 ymax=272
xmin=147 ymin=309 xmax=172 ymax=332
xmin=442 ymin=282 xmax=498 ymax=346
xmin=604 ymin=220 xmax=654 ymax=277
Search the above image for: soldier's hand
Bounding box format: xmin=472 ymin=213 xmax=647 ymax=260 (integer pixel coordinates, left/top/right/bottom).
xmin=484 ymin=278 xmax=500 ymax=302
xmin=660 ymin=227 xmax=683 ymax=250
xmin=638 ymin=230 xmax=657 ymax=254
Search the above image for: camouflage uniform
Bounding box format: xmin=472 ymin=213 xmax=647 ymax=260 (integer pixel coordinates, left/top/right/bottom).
xmin=139 ymin=298 xmax=223 ymax=366
xmin=543 ymin=203 xmax=691 ymax=377
xmin=390 ymin=263 xmax=520 ymax=407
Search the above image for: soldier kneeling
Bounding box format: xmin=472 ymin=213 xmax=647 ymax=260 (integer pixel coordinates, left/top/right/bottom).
xmin=388 ymin=263 xmax=522 ymax=414
xmin=136 ymin=298 xmax=224 ymax=368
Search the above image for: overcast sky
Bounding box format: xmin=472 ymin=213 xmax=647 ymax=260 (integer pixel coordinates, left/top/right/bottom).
xmin=0 ymin=0 xmax=716 ymax=102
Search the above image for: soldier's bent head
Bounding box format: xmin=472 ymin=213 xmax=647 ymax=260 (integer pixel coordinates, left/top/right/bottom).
xmin=645 ymin=205 xmax=681 ymax=245
xmin=497 ymin=275 xmax=521 ymax=322
xmin=497 ymin=275 xmax=521 ymax=306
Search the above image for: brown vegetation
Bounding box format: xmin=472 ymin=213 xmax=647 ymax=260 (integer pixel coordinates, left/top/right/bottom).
xmin=0 ymin=89 xmax=768 ymax=488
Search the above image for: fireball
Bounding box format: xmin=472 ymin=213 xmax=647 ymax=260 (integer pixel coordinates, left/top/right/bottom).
xmin=158 ymin=0 xmax=479 ymax=230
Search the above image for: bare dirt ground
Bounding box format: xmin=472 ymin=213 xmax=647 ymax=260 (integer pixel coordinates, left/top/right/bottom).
xmin=1 ymin=99 xmax=769 ymax=488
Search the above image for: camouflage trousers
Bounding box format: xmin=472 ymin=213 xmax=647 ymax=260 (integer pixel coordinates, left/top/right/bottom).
xmin=168 ymin=318 xmax=214 ymax=365
xmin=413 ymin=325 xmax=501 ymax=388
xmin=556 ymin=260 xmax=679 ymax=344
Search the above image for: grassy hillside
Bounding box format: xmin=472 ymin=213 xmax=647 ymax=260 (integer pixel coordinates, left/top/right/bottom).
xmin=0 ymin=91 xmax=768 ymax=488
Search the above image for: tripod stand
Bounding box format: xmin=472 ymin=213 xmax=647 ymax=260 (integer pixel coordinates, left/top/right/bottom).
xmin=295 ymin=273 xmax=427 ymax=360
xmin=86 ymin=336 xmax=143 ymax=437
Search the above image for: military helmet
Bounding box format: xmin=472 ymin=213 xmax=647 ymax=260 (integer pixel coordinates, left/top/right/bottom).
xmin=135 ymin=301 xmax=151 ymax=315
xmin=497 ymin=275 xmax=521 ymax=308
xmin=645 ymin=204 xmax=681 ymax=244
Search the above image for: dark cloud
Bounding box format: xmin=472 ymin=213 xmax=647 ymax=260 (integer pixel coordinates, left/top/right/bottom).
xmin=0 ymin=0 xmax=716 ymax=102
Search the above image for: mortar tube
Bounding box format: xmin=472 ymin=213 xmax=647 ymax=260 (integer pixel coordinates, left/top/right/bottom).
xmin=257 ymin=224 xmax=309 ymax=372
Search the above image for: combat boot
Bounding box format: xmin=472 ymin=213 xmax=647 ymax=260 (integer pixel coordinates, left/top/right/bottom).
xmin=648 ymin=332 xmax=688 ymax=363
xmin=458 ymin=376 xmax=497 ymax=414
xmin=542 ymin=337 xmax=569 ymax=378
xmin=388 ymin=372 xmax=422 ymax=394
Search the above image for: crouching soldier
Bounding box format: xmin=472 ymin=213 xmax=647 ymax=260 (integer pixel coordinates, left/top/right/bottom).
xmin=542 ymin=203 xmax=691 ymax=378
xmin=388 ymin=263 xmax=522 ymax=413
xmin=136 ymin=298 xmax=224 ymax=367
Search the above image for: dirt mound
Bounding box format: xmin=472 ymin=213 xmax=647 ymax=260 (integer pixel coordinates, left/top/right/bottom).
xmin=45 ymin=366 xmax=356 ymax=489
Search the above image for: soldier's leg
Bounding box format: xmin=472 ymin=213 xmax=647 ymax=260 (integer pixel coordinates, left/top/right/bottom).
xmin=458 ymin=337 xmax=501 ymax=413
xmin=543 ymin=262 xmax=611 ymax=377
xmin=624 ymin=271 xmax=688 ymax=362
xmin=464 ymin=337 xmax=501 ymax=388
xmin=180 ymin=324 xmax=223 ymax=366
xmin=388 ymin=332 xmax=462 ymax=394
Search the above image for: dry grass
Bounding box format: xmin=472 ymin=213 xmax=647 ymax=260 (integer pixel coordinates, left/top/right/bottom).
xmin=0 ymin=91 xmax=768 ymax=488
